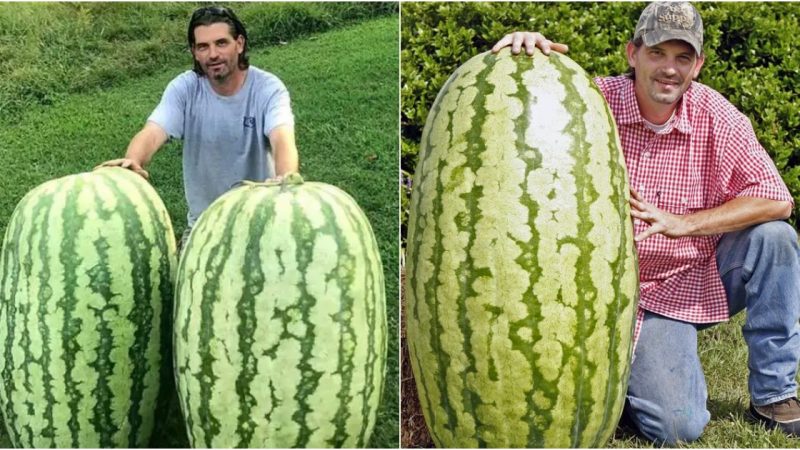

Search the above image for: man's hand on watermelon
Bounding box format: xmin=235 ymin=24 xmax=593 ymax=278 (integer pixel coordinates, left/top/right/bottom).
xmin=491 ymin=32 xmax=569 ymax=56
xmin=95 ymin=121 xmax=167 ymax=180
xmin=95 ymin=158 xmax=150 ymax=180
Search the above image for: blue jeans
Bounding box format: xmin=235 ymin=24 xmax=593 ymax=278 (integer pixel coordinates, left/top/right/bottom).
xmin=625 ymin=221 xmax=800 ymax=444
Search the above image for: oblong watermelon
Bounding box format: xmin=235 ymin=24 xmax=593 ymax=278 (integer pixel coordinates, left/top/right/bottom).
xmin=405 ymin=48 xmax=639 ymax=447
xmin=0 ymin=167 xmax=176 ymax=447
xmin=173 ymin=173 xmax=386 ymax=448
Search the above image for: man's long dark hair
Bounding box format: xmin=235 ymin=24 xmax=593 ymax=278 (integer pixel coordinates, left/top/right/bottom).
xmin=187 ymin=6 xmax=250 ymax=75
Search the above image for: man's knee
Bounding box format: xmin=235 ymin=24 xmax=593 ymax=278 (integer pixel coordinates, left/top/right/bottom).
xmin=720 ymin=221 xmax=799 ymax=271
xmin=658 ymin=412 xmax=708 ymax=444
xmin=628 ymin=400 xmax=709 ymax=445
xmin=748 ymin=221 xmax=799 ymax=266
xmin=750 ymin=221 xmax=797 ymax=245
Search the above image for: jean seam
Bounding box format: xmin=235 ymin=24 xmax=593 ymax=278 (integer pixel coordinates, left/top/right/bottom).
xmin=717 ymin=261 xmax=745 ymax=278
xmin=753 ymin=391 xmax=797 ymax=407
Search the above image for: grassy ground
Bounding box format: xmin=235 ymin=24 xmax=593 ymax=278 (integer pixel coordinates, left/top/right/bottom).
xmin=0 ymin=2 xmax=396 ymax=122
xmin=401 ymin=304 xmax=800 ymax=448
xmin=0 ymin=15 xmax=398 ymax=448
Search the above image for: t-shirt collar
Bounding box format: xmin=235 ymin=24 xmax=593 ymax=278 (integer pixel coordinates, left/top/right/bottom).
xmin=616 ymin=78 xmax=693 ymax=134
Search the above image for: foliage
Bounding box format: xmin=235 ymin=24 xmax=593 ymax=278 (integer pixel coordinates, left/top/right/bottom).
xmin=0 ymin=2 xmax=397 ymax=121
xmin=401 ymin=2 xmax=800 ymax=245
xmin=0 ymin=15 xmax=398 ymax=448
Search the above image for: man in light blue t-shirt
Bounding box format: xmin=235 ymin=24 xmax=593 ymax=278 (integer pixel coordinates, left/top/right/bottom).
xmin=99 ymin=6 xmax=299 ymax=247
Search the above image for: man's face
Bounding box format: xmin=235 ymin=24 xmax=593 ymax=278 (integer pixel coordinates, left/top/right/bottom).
xmin=191 ymin=23 xmax=244 ymax=82
xmin=626 ymin=39 xmax=705 ymax=106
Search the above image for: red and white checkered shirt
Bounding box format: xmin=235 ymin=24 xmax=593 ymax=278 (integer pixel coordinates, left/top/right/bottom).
xmin=594 ymin=75 xmax=794 ymax=343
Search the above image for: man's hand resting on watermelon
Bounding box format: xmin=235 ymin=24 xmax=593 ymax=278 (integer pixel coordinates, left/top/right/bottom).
xmin=95 ymin=122 xmax=166 ymax=180
xmin=491 ymin=31 xmax=568 ymax=56
xmin=95 ymin=158 xmax=150 ymax=179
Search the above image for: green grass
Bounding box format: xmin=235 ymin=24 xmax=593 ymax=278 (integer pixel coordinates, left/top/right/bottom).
xmin=0 ymin=15 xmax=398 ymax=448
xmin=0 ymin=2 xmax=396 ymax=122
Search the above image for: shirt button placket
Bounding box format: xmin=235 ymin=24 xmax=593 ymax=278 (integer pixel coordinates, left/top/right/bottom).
xmin=639 ymin=137 xmax=657 ymax=203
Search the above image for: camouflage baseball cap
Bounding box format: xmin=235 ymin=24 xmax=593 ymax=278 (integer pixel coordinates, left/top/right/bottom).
xmin=633 ymin=2 xmax=703 ymax=55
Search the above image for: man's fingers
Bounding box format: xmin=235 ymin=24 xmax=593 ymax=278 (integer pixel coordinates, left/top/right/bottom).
xmin=94 ymin=159 xmax=123 ymax=171
xmin=630 ymin=197 xmax=646 ymax=212
xmin=523 ymin=34 xmax=536 ymax=55
xmin=635 ymin=225 xmax=659 ymax=242
xmin=630 ymin=209 xmax=649 ymax=221
xmin=510 ymin=32 xmax=525 ymax=55
xmin=541 ymin=39 xmax=553 ymax=55
xmin=550 ymin=42 xmax=569 ymax=54
xmin=491 ymin=34 xmax=513 ymax=53
xmin=493 ymin=32 xmax=565 ymax=57
xmin=94 ymin=159 xmax=148 ymax=179
xmin=634 ymin=229 xmax=651 ymax=242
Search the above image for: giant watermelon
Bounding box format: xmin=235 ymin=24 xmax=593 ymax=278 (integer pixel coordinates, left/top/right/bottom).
xmin=0 ymin=167 xmax=176 ymax=447
xmin=405 ymin=48 xmax=639 ymax=447
xmin=173 ymin=173 xmax=386 ymax=448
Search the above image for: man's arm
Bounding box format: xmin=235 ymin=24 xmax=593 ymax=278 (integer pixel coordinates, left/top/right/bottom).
xmin=96 ymin=121 xmax=168 ymax=179
xmin=268 ymin=124 xmax=299 ymax=177
xmin=630 ymin=188 xmax=792 ymax=242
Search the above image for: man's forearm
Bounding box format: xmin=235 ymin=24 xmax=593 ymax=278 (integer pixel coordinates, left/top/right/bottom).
xmin=683 ymin=197 xmax=792 ymax=236
xmin=275 ymin=149 xmax=299 ymax=176
xmin=124 ymin=129 xmax=162 ymax=167
xmin=269 ymin=125 xmax=299 ymax=176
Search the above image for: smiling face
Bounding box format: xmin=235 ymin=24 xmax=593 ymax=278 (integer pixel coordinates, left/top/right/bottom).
xmin=627 ymin=39 xmax=705 ymax=110
xmin=191 ymin=22 xmax=244 ymax=83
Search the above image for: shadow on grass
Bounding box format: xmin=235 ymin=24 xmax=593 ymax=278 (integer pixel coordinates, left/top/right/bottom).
xmin=708 ymin=397 xmax=748 ymax=422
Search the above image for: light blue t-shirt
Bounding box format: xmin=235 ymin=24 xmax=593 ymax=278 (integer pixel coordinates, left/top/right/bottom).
xmin=148 ymin=67 xmax=294 ymax=226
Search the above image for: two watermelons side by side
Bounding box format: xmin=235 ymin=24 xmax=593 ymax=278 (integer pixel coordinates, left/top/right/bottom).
xmin=0 ymin=168 xmax=386 ymax=448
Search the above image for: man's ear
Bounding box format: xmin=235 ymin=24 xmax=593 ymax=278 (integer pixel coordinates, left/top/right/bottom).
xmin=625 ymin=42 xmax=638 ymax=70
xmin=692 ymin=54 xmax=705 ymax=79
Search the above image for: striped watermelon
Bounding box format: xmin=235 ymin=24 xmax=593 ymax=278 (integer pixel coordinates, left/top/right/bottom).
xmin=405 ymin=48 xmax=639 ymax=447
xmin=0 ymin=167 xmax=176 ymax=447
xmin=173 ymin=173 xmax=386 ymax=448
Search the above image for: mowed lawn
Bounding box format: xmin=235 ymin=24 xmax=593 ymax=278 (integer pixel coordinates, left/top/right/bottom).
xmin=0 ymin=16 xmax=398 ymax=448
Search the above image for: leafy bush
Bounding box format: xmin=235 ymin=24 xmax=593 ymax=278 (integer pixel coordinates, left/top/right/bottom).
xmin=401 ymin=2 xmax=800 ymax=243
xmin=0 ymin=2 xmax=396 ymax=121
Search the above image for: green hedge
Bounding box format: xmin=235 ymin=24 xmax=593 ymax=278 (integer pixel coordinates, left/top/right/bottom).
xmin=401 ymin=2 xmax=800 ymax=243
xmin=0 ymin=2 xmax=396 ymax=121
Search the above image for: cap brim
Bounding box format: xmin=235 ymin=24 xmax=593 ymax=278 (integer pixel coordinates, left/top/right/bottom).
xmin=642 ymin=31 xmax=702 ymax=56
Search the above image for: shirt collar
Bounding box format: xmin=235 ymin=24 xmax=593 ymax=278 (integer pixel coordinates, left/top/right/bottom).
xmin=616 ymin=77 xmax=693 ymax=134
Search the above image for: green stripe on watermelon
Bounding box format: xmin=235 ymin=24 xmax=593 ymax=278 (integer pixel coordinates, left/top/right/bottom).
xmin=405 ymin=48 xmax=639 ymax=447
